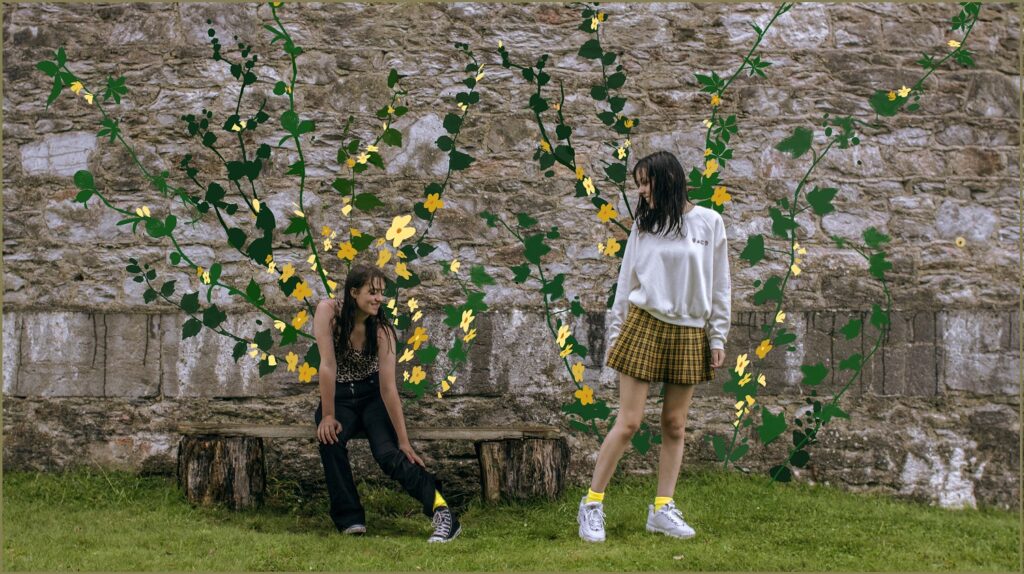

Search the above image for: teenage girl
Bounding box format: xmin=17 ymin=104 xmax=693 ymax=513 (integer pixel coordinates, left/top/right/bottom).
xmin=577 ymin=150 xmax=731 ymax=542
xmin=313 ymin=264 xmax=461 ymax=542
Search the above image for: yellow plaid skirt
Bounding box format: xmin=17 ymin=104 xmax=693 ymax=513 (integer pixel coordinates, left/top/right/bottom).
xmin=606 ymin=304 xmax=714 ymax=385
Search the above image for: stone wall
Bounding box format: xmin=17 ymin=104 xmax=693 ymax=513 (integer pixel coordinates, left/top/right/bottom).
xmin=2 ymin=3 xmax=1019 ymax=509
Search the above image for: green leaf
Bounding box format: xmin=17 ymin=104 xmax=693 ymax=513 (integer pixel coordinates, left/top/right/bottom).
xmin=286 ymin=161 xmax=305 ymax=176
xmin=561 ymin=398 xmax=611 ymax=421
xmin=36 ymin=60 xmax=59 ymax=77
xmin=331 ymin=178 xmax=353 ymax=196
xmin=752 ymin=276 xmax=783 ymax=306
xmin=868 ymin=252 xmax=892 ymax=280
xmin=478 ymin=210 xmax=498 ymax=228
xmin=510 ymin=264 xmax=531 ymax=283
xmin=774 ymin=126 xmax=813 ymax=159
xmin=73 ymin=170 xmax=95 ymax=192
xmin=863 ymin=227 xmax=891 ymax=249
xmin=806 ymin=186 xmax=838 ymax=215
xmin=768 ymin=208 xmax=799 ymax=240
xmin=800 ymin=363 xmax=829 ymax=386
xmin=245 ymin=279 xmax=264 ymax=306
xmin=103 ymin=75 xmax=128 ymax=104
xmin=232 ymin=341 xmax=247 ymax=363
xmin=590 ymin=85 xmax=608 ymax=101
xmin=570 ymin=300 xmax=585 ymax=317
xmin=435 ymin=135 xmax=454 ymax=151
xmin=870 ymin=303 xmax=890 ymax=330
xmin=819 ymin=404 xmax=849 ymax=425
xmin=442 ymin=113 xmax=463 ymax=134
xmin=740 ymin=234 xmax=765 ymax=266
xmin=470 ymin=265 xmax=495 ymax=288
xmin=143 ymin=288 xmax=157 ymax=304
xmin=839 ymin=354 xmax=862 ymax=371
xmin=353 ymin=193 xmax=384 ymax=211
xmin=447 ymin=338 xmax=467 ymax=363
xmin=604 ymin=163 xmax=626 ymax=184
xmin=284 ymin=215 xmax=308 ymax=235
xmin=728 ymin=443 xmax=750 ymax=462
xmin=416 ymin=345 xmax=440 ymax=364
xmin=449 ymin=149 xmax=474 ymax=171
xmin=227 ymin=227 xmax=246 ymax=249
xmin=182 ymin=318 xmax=202 ymax=340
xmin=208 ymin=263 xmax=222 ymax=285
xmin=202 ymin=305 xmax=227 ymax=330
xmin=578 ymin=39 xmax=603 ymax=59
xmin=280 ymin=110 xmax=299 ymax=133
xmin=868 ymin=90 xmax=902 ymax=117
xmin=606 ymin=72 xmax=626 ymax=90
xmin=516 ymin=213 xmax=538 ymax=228
xmin=769 ymin=465 xmax=792 ymax=482
xmin=382 ymin=128 xmax=402 ymax=147
xmin=839 ymin=318 xmax=861 ymax=340
xmin=523 ymin=233 xmax=551 ymax=264
xmin=710 ymin=434 xmax=728 ymax=461
xmin=757 ymin=408 xmax=787 ymax=445
xmin=387 ymin=68 xmax=402 ymax=88
xmin=181 ymin=292 xmax=200 ymax=314
xmin=790 ymin=450 xmax=810 ymax=468
xmin=540 ymin=273 xmax=565 ymax=301
xmin=160 ymin=280 xmax=176 ymax=297
xmin=253 ymin=329 xmax=274 ymax=352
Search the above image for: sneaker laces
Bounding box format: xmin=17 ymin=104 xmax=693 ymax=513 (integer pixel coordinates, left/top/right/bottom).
xmin=583 ymin=503 xmax=606 ymax=530
xmin=432 ymin=508 xmax=452 ymax=538
xmin=660 ymin=501 xmax=686 ymax=527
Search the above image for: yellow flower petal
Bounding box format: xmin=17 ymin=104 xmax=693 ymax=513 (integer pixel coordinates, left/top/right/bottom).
xmin=463 ymin=328 xmax=476 ymax=343
xmin=286 ymin=352 xmax=299 ymax=372
xmin=450 ymin=259 xmax=461 ymax=274
xmin=395 ymin=261 xmax=411 ymax=280
xmin=571 ymin=362 xmax=586 ymax=383
xmin=755 ymin=339 xmax=773 ymax=360
xmin=583 ymin=177 xmax=595 ymax=195
xmin=596 ymin=203 xmax=618 ymax=222
xmin=559 ymin=344 xmax=573 ymax=358
xmin=376 ymin=249 xmax=392 ymax=268
xmin=574 ymin=384 xmax=594 ymax=405
xmin=298 ymin=362 xmax=317 ymax=383
xmin=735 ymin=353 xmax=749 ymax=376
xmin=775 ymin=311 xmax=786 ymax=323
xmin=398 ymin=348 xmax=415 ymax=363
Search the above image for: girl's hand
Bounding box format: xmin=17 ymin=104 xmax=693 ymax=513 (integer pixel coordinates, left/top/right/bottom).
xmin=710 ymin=348 xmax=725 ymax=369
xmin=317 ymin=415 xmax=343 ymax=445
xmin=398 ymin=442 xmax=426 ymax=468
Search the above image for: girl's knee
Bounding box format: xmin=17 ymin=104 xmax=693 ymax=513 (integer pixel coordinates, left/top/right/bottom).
xmin=661 ymin=418 xmax=688 ymax=440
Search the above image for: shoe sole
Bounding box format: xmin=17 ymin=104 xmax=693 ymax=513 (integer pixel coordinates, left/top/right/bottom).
xmin=578 ymin=515 xmax=605 ymax=543
xmin=646 ymin=524 xmax=695 ymax=540
xmin=428 ymin=525 xmax=462 ymax=544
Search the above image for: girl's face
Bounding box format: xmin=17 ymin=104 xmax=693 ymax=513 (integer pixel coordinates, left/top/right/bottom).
xmin=350 ymin=278 xmax=385 ymax=318
xmin=636 ymin=169 xmax=653 ymax=208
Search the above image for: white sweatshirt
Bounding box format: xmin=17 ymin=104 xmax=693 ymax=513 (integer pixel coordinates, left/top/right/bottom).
xmin=606 ymin=205 xmax=732 ymax=353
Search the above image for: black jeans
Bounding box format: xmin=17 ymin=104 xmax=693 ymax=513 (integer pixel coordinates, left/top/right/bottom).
xmin=314 ymin=372 xmax=440 ymax=531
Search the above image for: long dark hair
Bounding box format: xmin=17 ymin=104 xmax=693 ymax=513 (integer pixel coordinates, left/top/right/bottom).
xmin=331 ymin=264 xmax=397 ymax=356
xmin=632 ymin=150 xmax=690 ymax=237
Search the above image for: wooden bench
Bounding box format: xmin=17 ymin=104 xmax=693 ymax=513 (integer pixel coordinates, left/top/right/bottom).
xmin=176 ymin=423 xmax=568 ymax=510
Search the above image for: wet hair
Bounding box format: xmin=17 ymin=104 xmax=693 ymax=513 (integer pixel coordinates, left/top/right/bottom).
xmin=632 ymin=150 xmax=690 ymax=237
xmin=331 ymin=264 xmax=397 ymax=356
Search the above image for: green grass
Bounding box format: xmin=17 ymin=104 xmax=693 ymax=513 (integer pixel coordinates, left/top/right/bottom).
xmin=2 ymin=466 xmax=1018 ymax=571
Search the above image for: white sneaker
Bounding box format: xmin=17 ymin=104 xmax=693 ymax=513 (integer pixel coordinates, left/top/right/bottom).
xmin=341 ymin=524 xmax=366 ymax=535
xmin=646 ymin=500 xmax=695 ymax=539
xmin=577 ymin=496 xmax=606 ymax=543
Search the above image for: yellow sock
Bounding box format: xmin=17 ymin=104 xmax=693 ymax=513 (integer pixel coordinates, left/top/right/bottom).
xmin=432 ymin=490 xmax=447 ymax=511
xmin=654 ymin=496 xmax=673 ymax=512
xmin=586 ymin=489 xmax=605 ymax=504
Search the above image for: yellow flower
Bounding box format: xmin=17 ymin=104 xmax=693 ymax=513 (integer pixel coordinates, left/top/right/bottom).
xmin=403 ymin=370 xmax=409 ymax=382
xmin=291 ymin=310 xmax=309 ymax=330
xmin=599 ymin=237 xmax=621 ymax=257
xmin=710 ymin=94 xmax=721 ymax=107
xmin=341 ymin=201 xmax=352 ymax=217
xmin=274 ymin=320 xmax=286 ymax=332
xmin=395 ymin=261 xmax=411 ymax=280
xmin=597 ymin=12 xmax=606 ymax=21
xmin=70 ymin=81 xmax=84 ymax=94
xmin=955 ymin=236 xmax=966 ymax=248
xmin=298 ymin=362 xmax=317 ymax=383
xmin=790 ymin=263 xmax=801 ymax=276
xmin=327 ymin=279 xmax=337 ymax=298
xmin=775 ymin=310 xmax=786 ymax=323
xmin=450 ymin=259 xmax=461 ymax=274
xmin=267 ymin=354 xmax=277 ymax=367
xmin=387 ymin=105 xmax=395 ymax=114
xmin=398 ymin=348 xmax=415 ymax=363
xmin=251 ymin=198 xmax=261 ymax=214
xmin=441 ymin=375 xmax=454 ymax=393
xmin=583 ymin=177 xmax=595 ymax=195
xmin=285 ymin=85 xmax=292 ymax=94
xmin=385 ymin=215 xmax=416 ymax=248
xmin=357 ymin=152 xmax=370 ymax=164
xmin=623 ymin=118 xmax=634 ymax=129
xmin=735 ymin=353 xmax=750 ymax=376
xmin=498 ymin=40 xmax=503 ymax=49
xmin=556 ymin=324 xmax=571 ymax=348
xmin=703 ymin=158 xmax=719 ymax=178
xmin=337 ymin=242 xmax=357 ymax=261
xmin=248 ymin=342 xmax=260 ymax=358
xmin=458 ymin=103 xmax=468 ymax=112
xmin=271 ymin=1 xmax=283 ymax=7
xmin=463 ymin=328 xmax=477 ymax=343
xmin=757 ymin=373 xmax=766 ymax=387
xmin=346 ymin=158 xmax=356 ymax=168
xmin=201 ymin=270 xmax=211 ymax=285
xmin=366 ymin=144 xmax=379 ymax=153
xmin=231 ymin=120 xmax=247 ymax=132
xmin=571 ymin=363 xmax=586 ymax=383
xmin=738 ymin=372 xmax=752 ymax=387
xmin=704 ymin=148 xmax=712 ymax=157
xmin=574 ymin=384 xmax=594 ymax=405
xmin=376 ymin=249 xmax=392 ymax=268
xmin=294 ymin=208 xmax=305 ymax=218
xmin=407 ymin=298 xmax=419 ymax=312
xmin=711 ymin=186 xmax=731 ymax=206
xmin=887 ymin=90 xmax=896 ymax=101
xmin=407 ymin=327 xmax=429 ymax=350
xmin=617 ymin=147 xmax=626 ymax=160
xmin=590 ymin=16 xmax=599 ymax=30
xmin=292 ymin=281 xmax=312 ymax=301
xmin=596 ymin=203 xmax=618 ymax=222
xmin=794 ymin=242 xmax=807 ymax=255
xmin=745 ymin=395 xmax=756 ymax=407
xmin=559 ymin=344 xmax=574 ymax=358
xmin=412 ymin=310 xmax=423 ymax=322
xmin=552 ymin=102 xmax=561 ymax=111
xmin=755 ymin=339 xmax=773 ymax=359
xmin=83 ymin=93 xmax=94 ymax=105
xmin=897 ymin=85 xmax=911 ymax=98
xmin=539 ymin=140 xmax=551 ymax=153
xmin=460 ymin=309 xmax=475 ymax=333
xmin=576 ymin=166 xmax=585 ymax=181
xmin=280 ymin=263 xmax=295 ymax=283
xmin=135 ymin=206 xmax=151 ymax=218
xmin=322 ymin=238 xmax=333 ymax=251
xmin=424 ymin=193 xmax=444 ymax=213
xmin=285 ymin=352 xmax=299 ymax=372
xmin=948 ymin=39 xmax=961 ymax=48
xmin=408 ymin=366 xmax=426 ymax=385
xmin=475 ymin=71 xmax=485 ymax=82
xmin=703 ymin=119 xmax=713 ymax=128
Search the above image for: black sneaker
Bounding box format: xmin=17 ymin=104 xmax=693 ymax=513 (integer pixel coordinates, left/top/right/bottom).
xmin=427 ymin=506 xmax=462 ymax=543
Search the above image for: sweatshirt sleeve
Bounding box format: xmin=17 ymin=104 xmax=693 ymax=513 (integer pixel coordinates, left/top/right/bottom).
xmin=606 ymin=223 xmax=639 ymax=357
xmin=707 ymin=215 xmax=731 ymax=350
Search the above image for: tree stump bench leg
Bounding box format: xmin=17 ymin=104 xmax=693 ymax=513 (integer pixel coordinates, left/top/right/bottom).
xmin=177 ymin=435 xmax=266 ymax=510
xmin=476 ymin=438 xmax=570 ymax=503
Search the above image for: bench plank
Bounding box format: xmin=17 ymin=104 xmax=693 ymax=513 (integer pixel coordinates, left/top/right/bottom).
xmin=176 ymin=423 xmax=561 ymax=441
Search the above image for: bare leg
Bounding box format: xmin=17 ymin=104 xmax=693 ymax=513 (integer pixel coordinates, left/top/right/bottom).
xmin=589 ymin=372 xmax=650 ymax=493
xmin=656 ymin=383 xmax=696 ymax=497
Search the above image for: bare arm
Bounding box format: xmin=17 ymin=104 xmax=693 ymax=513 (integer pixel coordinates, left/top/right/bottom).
xmin=313 ymin=300 xmax=341 ymax=443
xmin=376 ymin=326 xmax=425 ymax=467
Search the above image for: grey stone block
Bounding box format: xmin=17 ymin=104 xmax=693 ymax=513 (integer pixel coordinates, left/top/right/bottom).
xmin=3 ymin=312 xmax=21 ymax=395
xmin=18 ymin=312 xmax=104 ymax=396
xmin=103 ymin=314 xmax=161 ymax=397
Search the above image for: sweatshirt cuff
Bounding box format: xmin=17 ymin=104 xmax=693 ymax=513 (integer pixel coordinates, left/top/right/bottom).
xmin=709 ymin=337 xmax=725 ymax=351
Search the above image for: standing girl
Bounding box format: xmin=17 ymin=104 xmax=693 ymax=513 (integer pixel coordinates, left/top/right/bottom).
xmin=313 ymin=264 xmax=461 ymax=543
xmin=577 ymin=150 xmax=731 ymax=542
